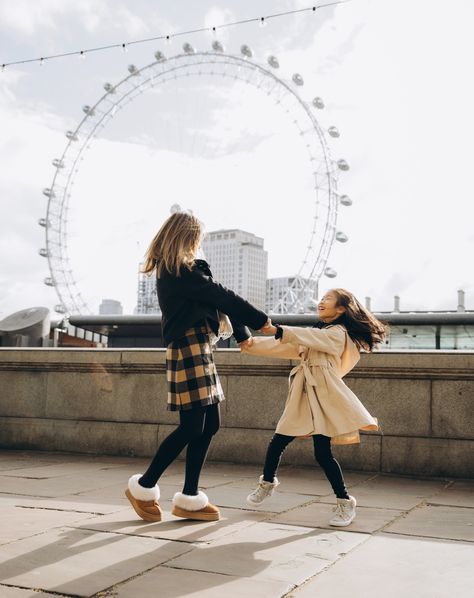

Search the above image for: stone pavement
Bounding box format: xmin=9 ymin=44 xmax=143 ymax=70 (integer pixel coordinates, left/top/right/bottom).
xmin=0 ymin=451 xmax=472 ymax=598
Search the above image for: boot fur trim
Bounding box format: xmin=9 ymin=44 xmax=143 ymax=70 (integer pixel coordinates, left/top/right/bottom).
xmin=172 ymin=491 xmax=208 ymax=511
xmin=128 ymin=474 xmax=160 ymax=501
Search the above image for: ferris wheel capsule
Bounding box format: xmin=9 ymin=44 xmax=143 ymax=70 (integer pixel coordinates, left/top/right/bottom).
xmin=337 ymin=159 xmax=350 ymax=171
xmin=128 ymin=64 xmax=139 ymax=75
xmin=183 ymin=43 xmax=195 ymax=54
xmin=38 ymin=218 xmax=49 ymax=228
xmin=212 ymin=40 xmax=224 ymax=53
xmin=328 ymin=126 xmax=340 ymax=138
xmin=82 ymin=105 xmax=95 ymax=116
xmin=55 ymin=304 xmax=67 ymax=314
xmin=44 ymin=277 xmax=56 ymax=287
xmin=240 ymin=44 xmax=253 ymax=58
xmin=292 ymin=73 xmax=304 ymax=86
xmin=335 ymin=231 xmax=348 ymax=243
xmin=103 ymin=82 xmax=116 ymax=93
xmin=42 ymin=188 xmax=55 ymax=198
xmin=267 ymin=55 xmax=279 ymax=68
xmin=66 ymin=130 xmax=78 ymax=141
xmin=324 ymin=267 xmax=337 ymax=278
xmin=52 ymin=159 xmax=65 ymax=168
xmin=339 ymin=194 xmax=352 ymax=206
xmin=154 ymin=51 xmax=166 ymax=62
xmin=38 ymin=248 xmax=50 ymax=257
xmin=312 ymin=97 xmax=325 ymax=109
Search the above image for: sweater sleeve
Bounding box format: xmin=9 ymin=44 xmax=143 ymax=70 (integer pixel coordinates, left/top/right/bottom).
xmin=172 ymin=268 xmax=268 ymax=331
xmin=228 ymin=317 xmax=251 ymax=344
xmin=279 ymin=324 xmax=346 ymax=356
xmin=241 ymin=337 xmax=301 ymax=359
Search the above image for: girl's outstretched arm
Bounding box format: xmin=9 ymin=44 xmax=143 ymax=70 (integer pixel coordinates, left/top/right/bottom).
xmin=278 ymin=325 xmax=346 ymax=355
xmin=241 ymin=336 xmax=300 ymax=359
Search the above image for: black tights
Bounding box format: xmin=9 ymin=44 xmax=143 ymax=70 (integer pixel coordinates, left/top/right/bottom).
xmin=263 ymin=433 xmax=350 ymax=499
xmin=139 ymin=403 xmax=220 ymax=495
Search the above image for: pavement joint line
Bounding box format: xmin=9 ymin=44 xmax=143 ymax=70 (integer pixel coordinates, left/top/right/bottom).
xmin=88 ymin=545 xmax=199 ymax=597
xmin=425 ymin=502 xmax=474 ymax=509
xmin=160 ymin=562 xmax=245 ymax=577
xmin=383 ymin=530 xmax=474 ymax=543
xmin=15 ymin=504 xmax=108 ymax=515
xmin=73 ymin=524 xmax=209 ymax=545
xmin=0 ymin=582 xmax=74 ymax=597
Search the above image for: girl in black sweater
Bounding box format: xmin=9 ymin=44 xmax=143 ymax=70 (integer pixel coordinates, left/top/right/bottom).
xmin=125 ymin=211 xmax=269 ymax=522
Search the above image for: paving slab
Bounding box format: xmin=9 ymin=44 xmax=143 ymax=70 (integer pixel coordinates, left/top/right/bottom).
xmin=0 ymin=506 xmax=96 ymax=546
xmin=427 ymin=480 xmax=474 ymax=508
xmin=289 ymin=533 xmax=474 ymax=597
xmin=165 ymin=521 xmax=368 ymax=584
xmin=0 ymin=493 xmax=130 ymax=515
xmin=0 ymin=461 xmax=127 ymax=479
xmin=0 ymin=472 xmax=127 ymax=498
xmin=270 ymin=502 xmax=403 ymax=534
xmin=204 ymin=483 xmax=317 ymax=513
xmin=113 ymin=565 xmax=291 ymax=598
xmin=0 ymin=526 xmax=192 ymax=597
xmin=75 ymin=505 xmax=273 ymax=543
xmin=0 ymin=587 xmax=60 ymax=598
xmin=385 ymin=504 xmax=474 ymax=542
xmin=319 ymin=475 xmax=449 ymax=510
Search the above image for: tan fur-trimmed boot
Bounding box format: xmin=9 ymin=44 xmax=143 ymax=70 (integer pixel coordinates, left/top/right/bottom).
xmin=171 ymin=491 xmax=220 ymax=521
xmin=125 ymin=474 xmax=162 ymax=522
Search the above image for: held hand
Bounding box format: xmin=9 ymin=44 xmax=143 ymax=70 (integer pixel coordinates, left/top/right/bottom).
xmin=260 ymin=318 xmax=277 ymax=335
xmin=239 ymin=337 xmax=254 ymax=351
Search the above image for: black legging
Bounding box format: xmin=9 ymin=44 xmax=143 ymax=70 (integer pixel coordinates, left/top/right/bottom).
xmin=139 ymin=403 xmax=220 ymax=495
xmin=263 ymin=433 xmax=349 ymax=499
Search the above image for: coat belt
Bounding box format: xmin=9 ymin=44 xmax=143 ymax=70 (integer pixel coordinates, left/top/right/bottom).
xmin=289 ymin=360 xmax=322 ymax=387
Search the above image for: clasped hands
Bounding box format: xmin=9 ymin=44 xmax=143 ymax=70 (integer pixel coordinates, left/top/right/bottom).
xmin=238 ymin=318 xmax=277 ymax=350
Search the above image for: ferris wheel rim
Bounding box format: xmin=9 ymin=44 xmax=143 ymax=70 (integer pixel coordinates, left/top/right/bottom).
xmin=42 ymin=46 xmax=345 ymax=316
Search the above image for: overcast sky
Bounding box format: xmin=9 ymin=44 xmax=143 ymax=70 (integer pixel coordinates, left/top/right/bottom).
xmin=0 ymin=0 xmax=473 ymax=318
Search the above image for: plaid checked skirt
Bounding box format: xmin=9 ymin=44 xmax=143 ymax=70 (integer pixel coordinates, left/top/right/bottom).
xmin=166 ymin=324 xmax=225 ymax=411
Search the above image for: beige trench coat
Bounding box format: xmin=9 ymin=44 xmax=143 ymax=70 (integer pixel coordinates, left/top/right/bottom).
xmin=243 ymin=324 xmax=379 ymax=445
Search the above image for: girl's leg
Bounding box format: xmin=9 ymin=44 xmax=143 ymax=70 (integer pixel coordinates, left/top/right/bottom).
xmin=313 ymin=435 xmax=350 ymax=499
xmin=139 ymin=407 xmax=206 ymax=488
xmin=182 ymin=403 xmax=221 ymax=495
xmin=262 ymin=433 xmax=295 ymax=482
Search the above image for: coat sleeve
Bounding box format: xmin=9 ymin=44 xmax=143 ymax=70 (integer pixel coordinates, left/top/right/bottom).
xmin=241 ymin=336 xmax=301 ymax=359
xmin=171 ymin=268 xmax=268 ymax=332
xmin=279 ymin=324 xmax=346 ymax=356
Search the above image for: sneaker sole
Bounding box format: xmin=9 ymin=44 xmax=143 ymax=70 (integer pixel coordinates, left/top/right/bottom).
xmin=125 ymin=489 xmax=162 ymax=522
xmin=171 ymin=506 xmax=220 ymax=521
xmin=329 ymin=517 xmax=355 ymax=527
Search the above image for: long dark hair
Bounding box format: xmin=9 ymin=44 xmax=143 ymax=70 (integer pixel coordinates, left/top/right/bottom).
xmin=331 ymin=288 xmax=388 ymax=352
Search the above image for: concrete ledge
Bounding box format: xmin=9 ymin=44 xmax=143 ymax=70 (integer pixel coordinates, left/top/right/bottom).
xmin=0 ymin=349 xmax=473 ymax=478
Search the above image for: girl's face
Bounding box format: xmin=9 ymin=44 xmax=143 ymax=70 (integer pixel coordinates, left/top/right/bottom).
xmin=317 ymin=291 xmax=346 ymax=322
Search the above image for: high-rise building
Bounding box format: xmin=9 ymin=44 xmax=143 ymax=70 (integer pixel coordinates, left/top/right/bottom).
xmin=135 ymin=265 xmax=161 ymax=314
xmin=99 ymin=298 xmax=123 ymax=315
xmin=202 ymin=229 xmax=268 ymax=310
xmin=266 ymin=276 xmax=319 ymax=314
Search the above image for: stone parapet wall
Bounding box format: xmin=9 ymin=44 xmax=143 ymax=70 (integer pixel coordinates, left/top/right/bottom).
xmin=0 ymin=348 xmax=473 ymax=478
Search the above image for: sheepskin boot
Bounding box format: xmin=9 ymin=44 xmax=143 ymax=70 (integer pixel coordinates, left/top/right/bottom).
xmin=171 ymin=491 xmax=220 ymax=521
xmin=125 ymin=474 xmax=162 ymax=522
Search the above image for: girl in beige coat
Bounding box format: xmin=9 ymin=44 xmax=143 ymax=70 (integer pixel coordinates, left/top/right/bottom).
xmin=241 ymin=288 xmax=386 ymax=527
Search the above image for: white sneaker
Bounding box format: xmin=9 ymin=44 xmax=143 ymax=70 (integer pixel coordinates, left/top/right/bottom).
xmin=329 ymin=495 xmax=357 ymax=527
xmin=246 ymin=475 xmax=279 ymax=506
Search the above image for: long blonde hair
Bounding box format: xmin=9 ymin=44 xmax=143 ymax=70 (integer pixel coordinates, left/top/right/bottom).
xmin=142 ymin=212 xmax=204 ymax=278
